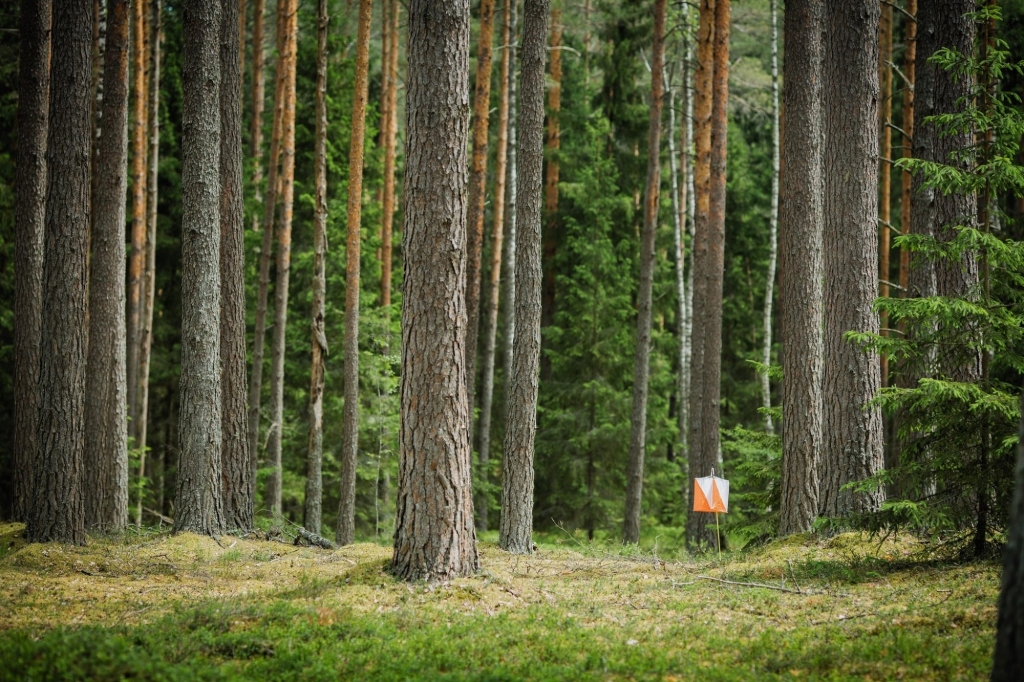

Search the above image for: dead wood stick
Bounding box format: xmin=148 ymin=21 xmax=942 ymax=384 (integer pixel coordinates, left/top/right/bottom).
xmin=696 ymin=575 xmax=807 ymax=594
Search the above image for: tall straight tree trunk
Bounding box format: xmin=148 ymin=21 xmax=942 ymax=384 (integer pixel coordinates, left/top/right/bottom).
xmin=337 ymin=0 xmax=373 ymax=546
xmin=27 ymin=0 xmax=91 ymax=545
xmin=305 ymin=0 xmax=329 ymax=535
xmin=266 ymin=0 xmax=298 ymax=523
xmin=248 ymin=4 xmax=288 ymax=466
xmin=898 ymin=0 xmax=916 ymax=299
xmin=380 ymin=0 xmax=400 ymax=310
xmin=777 ymin=0 xmax=824 ymax=536
xmin=680 ymin=3 xmax=695 ymax=458
xmin=464 ymin=0 xmax=497 ymax=418
xmin=686 ymin=0 xmax=729 ymax=550
xmin=667 ymin=78 xmax=686 ymax=461
xmin=500 ymin=0 xmax=549 ymax=555
xmin=623 ymin=0 xmax=665 ymax=545
xmin=85 ymin=0 xmax=130 ymax=532
xmin=392 ymin=0 xmax=480 ymax=581
xmin=760 ymin=0 xmax=780 ymax=435
xmin=878 ymin=2 xmax=893 ymax=386
xmin=819 ymin=0 xmax=884 ymax=517
xmin=127 ymin=0 xmax=149 ymax=440
xmin=175 ymin=0 xmax=225 ymax=537
xmin=249 ymin=0 xmax=265 ymax=234
xmin=540 ymin=5 xmax=561 ymax=382
xmin=477 ymin=0 xmax=513 ymax=532
xmin=221 ymin=0 xmax=252 ymax=531
xmin=13 ymin=0 xmax=51 ymax=523
xmin=90 ymin=0 xmax=101 ymax=220
xmin=136 ymin=0 xmax=162 ymax=527
xmin=501 ymin=1 xmax=519 ymax=439
xmin=992 ymin=390 xmax=1024 ymax=680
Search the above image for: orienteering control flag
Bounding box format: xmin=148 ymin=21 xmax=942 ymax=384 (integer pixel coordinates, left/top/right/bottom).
xmin=693 ymin=475 xmax=729 ymax=513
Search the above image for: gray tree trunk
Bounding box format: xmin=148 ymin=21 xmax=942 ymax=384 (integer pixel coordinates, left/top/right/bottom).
xmin=819 ymin=0 xmax=885 ymax=517
xmin=174 ymin=0 xmax=226 ymax=536
xmin=623 ymin=0 xmax=665 ymax=545
xmin=392 ymin=0 xmax=480 ymax=581
xmin=27 ymin=0 xmax=91 ymax=545
xmin=991 ymin=389 xmax=1024 ymax=680
xmin=13 ymin=0 xmax=51 ymax=523
xmin=777 ymin=0 xmax=824 ymax=536
xmin=501 ymin=3 xmax=519 ymax=439
xmin=220 ymin=0 xmax=252 ymax=531
xmin=500 ymin=0 xmax=549 ymax=555
xmin=760 ymin=0 xmax=780 ymax=435
xmin=85 ymin=0 xmax=130 ymax=532
xmin=667 ymin=76 xmax=686 ymax=462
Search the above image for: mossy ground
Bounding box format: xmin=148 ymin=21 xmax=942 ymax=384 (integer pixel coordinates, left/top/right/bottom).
xmin=0 ymin=523 xmax=1000 ymax=680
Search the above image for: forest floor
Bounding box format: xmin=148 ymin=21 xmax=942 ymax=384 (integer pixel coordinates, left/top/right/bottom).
xmin=0 ymin=522 xmax=1000 ymax=681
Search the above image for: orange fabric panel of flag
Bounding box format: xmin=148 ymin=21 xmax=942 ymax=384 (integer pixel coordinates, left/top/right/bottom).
xmin=693 ymin=476 xmax=729 ymax=513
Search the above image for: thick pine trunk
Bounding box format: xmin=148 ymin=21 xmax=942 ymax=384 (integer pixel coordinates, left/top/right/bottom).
xmin=304 ymin=0 xmax=329 ymax=536
xmin=992 ymin=390 xmax=1024 ymax=680
xmin=174 ymin=0 xmax=226 ymax=536
xmin=477 ymin=0 xmax=513 ymax=532
xmin=28 ymin=0 xmax=92 ymax=545
xmin=337 ymin=0 xmax=373 ymax=546
xmin=392 ymin=0 xmax=480 ymax=581
xmin=819 ymin=0 xmax=884 ymax=517
xmin=623 ymin=0 xmax=665 ymax=545
xmin=777 ymin=0 xmax=824 ymax=536
xmin=85 ymin=0 xmax=130 ymax=532
xmin=220 ymin=0 xmax=253 ymax=531
xmin=760 ymin=0 xmax=780 ymax=435
xmin=686 ymin=0 xmax=729 ymax=551
xmin=13 ymin=0 xmax=51 ymax=523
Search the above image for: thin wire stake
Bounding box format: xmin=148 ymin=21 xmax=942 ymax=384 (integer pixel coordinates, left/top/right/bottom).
xmin=715 ymin=510 xmax=721 ymax=558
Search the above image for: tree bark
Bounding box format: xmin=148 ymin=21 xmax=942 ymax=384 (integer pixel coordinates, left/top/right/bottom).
xmin=13 ymin=0 xmax=51 ymax=523
xmin=136 ymin=0 xmax=162 ymax=527
xmin=623 ymin=0 xmax=665 ymax=545
xmin=680 ymin=3 xmax=695 ymax=459
xmin=380 ymin=0 xmax=400 ymax=310
xmin=266 ymin=0 xmax=298 ymax=523
xmin=898 ymin=0 xmax=916 ymax=299
xmin=878 ymin=2 xmax=893 ymax=387
xmin=220 ymin=0 xmax=253 ymax=531
xmin=465 ymin=0 xmax=497 ymax=422
xmin=667 ymin=74 xmax=686 ymax=462
xmin=305 ymin=0 xmax=329 ymax=536
xmin=686 ymin=0 xmax=729 ymax=551
xmin=27 ymin=0 xmax=92 ymax=545
xmin=760 ymin=0 xmax=780 ymax=435
xmin=249 ymin=0 xmax=265 ymax=235
xmin=819 ymin=0 xmax=885 ymax=517
xmin=476 ymin=0 xmax=513 ymax=532
xmin=992 ymin=389 xmax=1024 ymax=681
xmin=392 ymin=0 xmax=479 ymax=580
xmin=174 ymin=0 xmax=226 ymax=537
xmin=85 ymin=0 xmax=130 ymax=532
xmin=501 ymin=1 xmax=519 ymax=452
xmin=777 ymin=0 xmax=824 ymax=536
xmin=337 ymin=0 xmax=373 ymax=546
xmin=540 ymin=5 xmax=561 ymax=383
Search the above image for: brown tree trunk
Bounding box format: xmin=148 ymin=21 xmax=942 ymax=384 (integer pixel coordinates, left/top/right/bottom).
xmin=992 ymin=389 xmax=1024 ymax=680
xmin=85 ymin=0 xmax=130 ymax=532
xmin=305 ymin=0 xmax=329 ymax=536
xmin=266 ymin=0 xmax=298 ymax=523
xmin=777 ymin=0 xmax=824 ymax=536
xmin=464 ymin=0 xmax=497 ymax=422
xmin=898 ymin=0 xmax=916 ymax=299
xmin=127 ymin=0 xmax=149 ymax=442
xmin=380 ymin=0 xmax=400 ymax=310
xmin=337 ymin=0 xmax=373 ymax=546
xmin=136 ymin=0 xmax=162 ymax=527
xmin=221 ymin=0 xmax=253 ymax=531
xmin=500 ymin=0 xmax=549 ymax=555
xmin=175 ymin=0 xmax=226 ymax=536
xmin=686 ymin=0 xmax=729 ymax=551
xmin=392 ymin=0 xmax=480 ymax=580
xmin=249 ymin=0 xmax=266 ymax=234
xmin=878 ymin=3 xmax=893 ymax=387
xmin=90 ymin=0 xmax=102 ymax=221
xmin=13 ymin=0 xmax=51 ymax=523
xmin=477 ymin=0 xmax=513 ymax=533
xmin=623 ymin=0 xmax=665 ymax=545
xmin=27 ymin=0 xmax=92 ymax=545
xmin=541 ymin=6 xmax=561 ymax=383
xmin=819 ymin=0 xmax=885 ymax=517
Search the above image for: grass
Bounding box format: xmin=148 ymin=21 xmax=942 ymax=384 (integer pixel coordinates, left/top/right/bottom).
xmin=0 ymin=522 xmax=1001 ymax=680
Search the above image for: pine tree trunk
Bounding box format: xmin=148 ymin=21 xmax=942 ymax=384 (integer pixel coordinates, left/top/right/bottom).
xmin=305 ymin=0 xmax=329 ymax=536
xmin=221 ymin=0 xmax=252 ymax=531
xmin=85 ymin=0 xmax=130 ymax=532
xmin=249 ymin=0 xmax=265 ymax=234
xmin=266 ymin=0 xmax=298 ymax=523
xmin=127 ymin=0 xmax=149 ymax=441
xmin=175 ymin=0 xmax=226 ymax=537
xmin=501 ymin=3 xmax=519 ymax=442
xmin=27 ymin=0 xmax=92 ymax=545
xmin=380 ymin=0 xmax=400 ymax=310
xmin=760 ymin=0 xmax=780 ymax=435
xmin=392 ymin=0 xmax=480 ymax=581
xmin=464 ymin=0 xmax=497 ymax=423
xmin=623 ymin=0 xmax=665 ymax=545
xmin=337 ymin=0 xmax=373 ymax=546
xmin=540 ymin=5 xmax=561 ymax=382
xmin=89 ymin=0 xmax=101 ymax=219
xmin=819 ymin=0 xmax=885 ymax=517
xmin=777 ymin=0 xmax=824 ymax=536
xmin=136 ymin=0 xmax=162 ymax=527
xmin=477 ymin=0 xmax=513 ymax=532
xmin=13 ymin=0 xmax=50 ymax=523
xmin=686 ymin=0 xmax=729 ymax=551
xmin=992 ymin=390 xmax=1024 ymax=681
xmin=898 ymin=0 xmax=916 ymax=299
xmin=679 ymin=3 xmax=694 ymax=459
xmin=878 ymin=3 xmax=893 ymax=387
